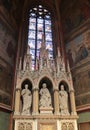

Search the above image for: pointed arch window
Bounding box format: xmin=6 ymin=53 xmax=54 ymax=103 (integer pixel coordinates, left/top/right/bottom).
xmin=28 ymin=5 xmax=53 ymax=69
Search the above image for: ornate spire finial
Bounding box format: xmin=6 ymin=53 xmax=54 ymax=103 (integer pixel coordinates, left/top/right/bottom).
xmin=27 ymin=45 xmax=30 ymax=55
xmin=41 ymin=33 xmax=46 ymax=48
xmin=57 ymin=47 xmax=61 ymax=57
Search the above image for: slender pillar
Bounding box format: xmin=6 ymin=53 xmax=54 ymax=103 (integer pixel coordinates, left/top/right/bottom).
xmin=54 ymin=88 xmax=59 ymax=114
xmin=32 ymin=88 xmax=39 ymax=115
xmin=70 ymin=90 xmax=77 ymax=115
xmin=14 ymin=88 xmax=21 ymax=115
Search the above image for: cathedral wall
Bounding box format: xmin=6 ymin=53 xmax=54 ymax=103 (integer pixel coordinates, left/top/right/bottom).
xmin=65 ymin=30 xmax=90 ymax=108
xmin=64 ymin=24 xmax=90 ymax=129
xmin=60 ymin=0 xmax=90 ymax=36
xmin=78 ymin=112 xmax=90 ymax=123
xmin=65 ymin=31 xmax=90 ymax=68
xmin=0 ymin=2 xmax=18 ymax=130
xmin=0 ymin=111 xmax=10 ymax=130
xmin=60 ymin=0 xmax=90 ymax=129
xmin=0 ymin=18 xmax=17 ymax=107
xmin=78 ymin=112 xmax=90 ymax=130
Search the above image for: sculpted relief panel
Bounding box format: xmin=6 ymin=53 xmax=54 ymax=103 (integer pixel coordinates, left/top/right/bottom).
xmin=39 ymin=121 xmax=56 ymax=130
xmin=61 ymin=122 xmax=74 ymax=130
xmin=40 ymin=124 xmax=54 ymax=130
xmin=18 ymin=122 xmax=32 ymax=130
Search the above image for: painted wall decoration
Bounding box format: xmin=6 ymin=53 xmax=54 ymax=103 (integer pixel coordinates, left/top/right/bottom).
xmin=0 ymin=20 xmax=17 ymax=67
xmin=72 ymin=65 xmax=90 ymax=106
xmin=66 ymin=31 xmax=90 ymax=68
xmin=60 ymin=0 xmax=90 ymax=33
xmin=73 ymin=71 xmax=90 ymax=96
xmin=0 ymin=20 xmax=17 ymax=109
xmin=0 ymin=66 xmax=13 ymax=108
xmin=76 ymin=93 xmax=90 ymax=106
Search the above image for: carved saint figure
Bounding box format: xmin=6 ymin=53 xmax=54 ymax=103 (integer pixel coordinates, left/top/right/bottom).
xmin=21 ymin=84 xmax=32 ymax=115
xmin=59 ymin=85 xmax=69 ymax=115
xmin=39 ymin=83 xmax=52 ymax=107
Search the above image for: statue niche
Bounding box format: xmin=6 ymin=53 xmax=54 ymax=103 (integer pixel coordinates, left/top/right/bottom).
xmin=39 ymin=79 xmax=53 ymax=114
xmin=59 ymin=83 xmax=70 ymax=115
xmin=21 ymin=80 xmax=32 ymax=115
xmin=39 ymin=83 xmax=52 ymax=108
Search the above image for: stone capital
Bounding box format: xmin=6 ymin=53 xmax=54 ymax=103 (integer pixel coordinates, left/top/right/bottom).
xmin=69 ymin=89 xmax=74 ymax=93
xmin=53 ymin=88 xmax=59 ymax=92
xmin=14 ymin=111 xmax=20 ymax=115
xmin=16 ymin=88 xmax=21 ymax=92
xmin=32 ymin=88 xmax=39 ymax=92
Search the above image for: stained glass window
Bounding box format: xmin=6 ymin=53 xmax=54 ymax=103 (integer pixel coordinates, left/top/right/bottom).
xmin=28 ymin=5 xmax=53 ymax=70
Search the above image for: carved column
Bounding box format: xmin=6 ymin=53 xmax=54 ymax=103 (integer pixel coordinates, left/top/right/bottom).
xmin=54 ymin=88 xmax=59 ymax=114
xmin=32 ymin=88 xmax=39 ymax=115
xmin=14 ymin=88 xmax=21 ymax=115
xmin=70 ymin=90 xmax=77 ymax=115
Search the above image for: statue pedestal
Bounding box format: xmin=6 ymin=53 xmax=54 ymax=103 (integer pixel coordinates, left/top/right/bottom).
xmin=39 ymin=107 xmax=53 ymax=114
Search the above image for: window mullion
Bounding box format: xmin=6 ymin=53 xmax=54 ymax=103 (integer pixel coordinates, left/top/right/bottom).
xmin=35 ymin=17 xmax=38 ymax=67
xmin=43 ymin=18 xmax=45 ymax=40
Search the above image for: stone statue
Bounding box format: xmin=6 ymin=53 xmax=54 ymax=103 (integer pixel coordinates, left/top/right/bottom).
xmin=21 ymin=84 xmax=32 ymax=115
xmin=59 ymin=85 xmax=69 ymax=115
xmin=39 ymin=83 xmax=52 ymax=107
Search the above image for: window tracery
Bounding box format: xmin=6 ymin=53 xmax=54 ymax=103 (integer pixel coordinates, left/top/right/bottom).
xmin=28 ymin=5 xmax=53 ymax=69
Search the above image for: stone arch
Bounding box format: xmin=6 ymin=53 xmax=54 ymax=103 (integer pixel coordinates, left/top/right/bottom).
xmin=57 ymin=78 xmax=70 ymax=91
xmin=21 ymin=79 xmax=32 ymax=91
xmin=58 ymin=80 xmax=69 ymax=92
xmin=39 ymin=76 xmax=53 ymax=92
xmin=17 ymin=76 xmax=34 ymax=89
xmin=37 ymin=75 xmax=55 ymax=89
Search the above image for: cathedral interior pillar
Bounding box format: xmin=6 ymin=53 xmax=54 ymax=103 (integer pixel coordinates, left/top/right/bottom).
xmin=70 ymin=90 xmax=77 ymax=115
xmin=14 ymin=88 xmax=21 ymax=115
xmin=53 ymin=88 xmax=59 ymax=114
xmin=32 ymin=88 xmax=39 ymax=115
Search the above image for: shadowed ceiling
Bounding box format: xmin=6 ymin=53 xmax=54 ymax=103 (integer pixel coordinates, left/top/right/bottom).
xmin=2 ymin=0 xmax=61 ymax=27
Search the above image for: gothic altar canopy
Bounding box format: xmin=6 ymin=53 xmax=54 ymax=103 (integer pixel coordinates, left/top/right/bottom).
xmin=13 ymin=36 xmax=78 ymax=130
